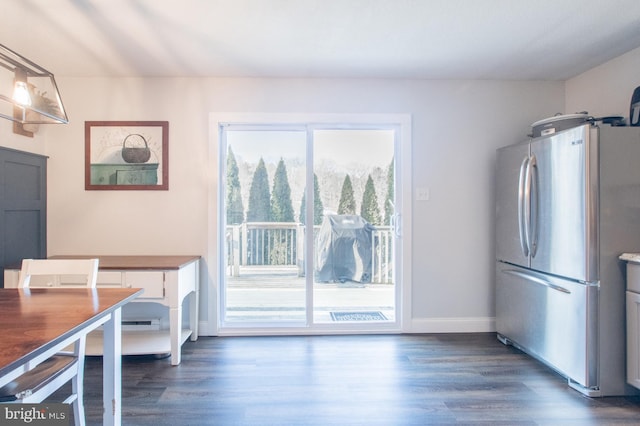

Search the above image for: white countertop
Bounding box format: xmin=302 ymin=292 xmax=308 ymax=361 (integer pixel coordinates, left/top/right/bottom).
xmin=619 ymin=253 xmax=640 ymax=264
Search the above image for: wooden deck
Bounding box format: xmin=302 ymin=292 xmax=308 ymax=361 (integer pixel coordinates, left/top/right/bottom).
xmin=225 ymin=266 xmax=396 ymax=323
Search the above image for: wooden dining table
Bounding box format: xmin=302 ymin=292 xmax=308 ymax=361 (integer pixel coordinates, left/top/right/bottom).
xmin=0 ymin=287 xmax=142 ymax=425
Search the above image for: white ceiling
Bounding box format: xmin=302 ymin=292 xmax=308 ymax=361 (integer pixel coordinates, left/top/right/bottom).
xmin=2 ymin=0 xmax=640 ymax=80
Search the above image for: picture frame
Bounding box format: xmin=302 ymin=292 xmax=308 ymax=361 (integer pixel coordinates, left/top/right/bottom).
xmin=85 ymin=121 xmax=169 ymax=190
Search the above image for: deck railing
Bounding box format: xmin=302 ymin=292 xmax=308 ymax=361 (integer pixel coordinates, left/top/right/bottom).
xmin=226 ymin=222 xmax=393 ymax=283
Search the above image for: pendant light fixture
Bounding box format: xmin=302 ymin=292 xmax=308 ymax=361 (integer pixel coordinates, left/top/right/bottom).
xmin=0 ymin=43 xmax=68 ymax=127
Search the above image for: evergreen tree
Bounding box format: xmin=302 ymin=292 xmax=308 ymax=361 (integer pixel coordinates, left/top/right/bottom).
xmin=226 ymin=147 xmax=244 ymax=224
xmin=383 ymin=158 xmax=394 ymax=225
xmin=270 ymin=158 xmax=295 ymax=222
xmin=338 ymin=174 xmax=357 ymax=215
xmin=247 ymin=158 xmax=271 ymax=222
xmin=360 ymin=174 xmax=382 ymax=225
xmin=269 ymin=158 xmax=294 ymax=264
xmin=299 ymin=173 xmax=324 ymax=225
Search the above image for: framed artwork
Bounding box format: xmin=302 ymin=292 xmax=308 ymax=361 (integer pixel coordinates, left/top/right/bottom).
xmin=85 ymin=121 xmax=168 ymax=190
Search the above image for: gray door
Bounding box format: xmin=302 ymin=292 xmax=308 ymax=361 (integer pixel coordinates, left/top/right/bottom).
xmin=530 ymin=125 xmax=595 ymax=281
xmin=496 ymin=141 xmax=530 ymax=268
xmin=0 ymin=148 xmax=47 ymax=287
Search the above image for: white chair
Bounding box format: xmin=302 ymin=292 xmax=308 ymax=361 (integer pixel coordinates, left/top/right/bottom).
xmin=0 ymin=258 xmax=99 ymax=426
xmin=17 ymin=258 xmax=99 ymax=288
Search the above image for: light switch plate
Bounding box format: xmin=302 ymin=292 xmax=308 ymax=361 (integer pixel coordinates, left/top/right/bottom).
xmin=416 ymin=187 xmax=430 ymax=201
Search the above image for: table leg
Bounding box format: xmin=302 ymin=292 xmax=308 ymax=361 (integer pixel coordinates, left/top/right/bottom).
xmin=102 ymin=308 xmax=122 ymax=425
xmin=169 ymin=305 xmax=182 ymax=366
xmin=189 ymin=290 xmax=199 ymax=341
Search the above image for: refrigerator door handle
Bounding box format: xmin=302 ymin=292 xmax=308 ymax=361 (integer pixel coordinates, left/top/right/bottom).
xmin=518 ymin=156 xmax=530 ymax=257
xmin=502 ymin=269 xmax=571 ymax=294
xmin=529 ymin=155 xmax=539 ymax=257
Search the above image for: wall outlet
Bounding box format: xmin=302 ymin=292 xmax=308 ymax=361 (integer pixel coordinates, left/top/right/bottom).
xmin=416 ymin=187 xmax=430 ymax=201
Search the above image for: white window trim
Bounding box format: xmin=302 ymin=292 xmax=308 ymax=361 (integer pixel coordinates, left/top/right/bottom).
xmin=205 ymin=113 xmax=412 ymax=336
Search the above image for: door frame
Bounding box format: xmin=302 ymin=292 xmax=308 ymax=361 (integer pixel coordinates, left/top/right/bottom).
xmin=206 ymin=113 xmax=412 ymax=336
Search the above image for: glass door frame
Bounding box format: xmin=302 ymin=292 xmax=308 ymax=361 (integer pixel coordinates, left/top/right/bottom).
xmin=208 ymin=113 xmax=412 ymax=336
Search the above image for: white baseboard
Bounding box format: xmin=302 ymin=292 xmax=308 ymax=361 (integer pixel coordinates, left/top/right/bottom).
xmin=197 ymin=318 xmax=496 ymax=336
xmin=198 ymin=320 xmax=217 ymax=336
xmin=408 ymin=317 xmax=496 ymax=333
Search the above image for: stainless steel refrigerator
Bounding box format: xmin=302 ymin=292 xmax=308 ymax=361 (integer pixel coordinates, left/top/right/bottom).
xmin=495 ymin=122 xmax=640 ymax=396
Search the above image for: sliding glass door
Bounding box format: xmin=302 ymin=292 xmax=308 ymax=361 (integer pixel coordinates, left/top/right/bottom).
xmin=311 ymin=129 xmax=395 ymax=324
xmin=222 ymin=128 xmax=308 ymax=324
xmin=217 ymin=117 xmax=405 ymax=333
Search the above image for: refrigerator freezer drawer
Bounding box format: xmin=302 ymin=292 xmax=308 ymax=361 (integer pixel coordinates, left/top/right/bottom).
xmin=496 ymin=262 xmax=598 ymax=388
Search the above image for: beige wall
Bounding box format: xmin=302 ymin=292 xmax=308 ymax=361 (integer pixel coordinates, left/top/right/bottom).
xmin=1 ymin=77 xmax=564 ymax=333
xmin=0 ymin=119 xmax=47 ymax=155
xmin=566 ymin=46 xmax=640 ymax=118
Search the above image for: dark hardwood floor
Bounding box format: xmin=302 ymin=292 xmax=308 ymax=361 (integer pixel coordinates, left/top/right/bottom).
xmin=79 ymin=333 xmax=640 ymax=425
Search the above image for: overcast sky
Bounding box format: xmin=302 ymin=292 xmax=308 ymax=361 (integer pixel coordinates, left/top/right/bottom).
xmin=227 ymin=129 xmax=394 ymax=168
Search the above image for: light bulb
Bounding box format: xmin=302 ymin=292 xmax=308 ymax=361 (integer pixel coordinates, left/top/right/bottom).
xmin=13 ymin=81 xmax=32 ymax=106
